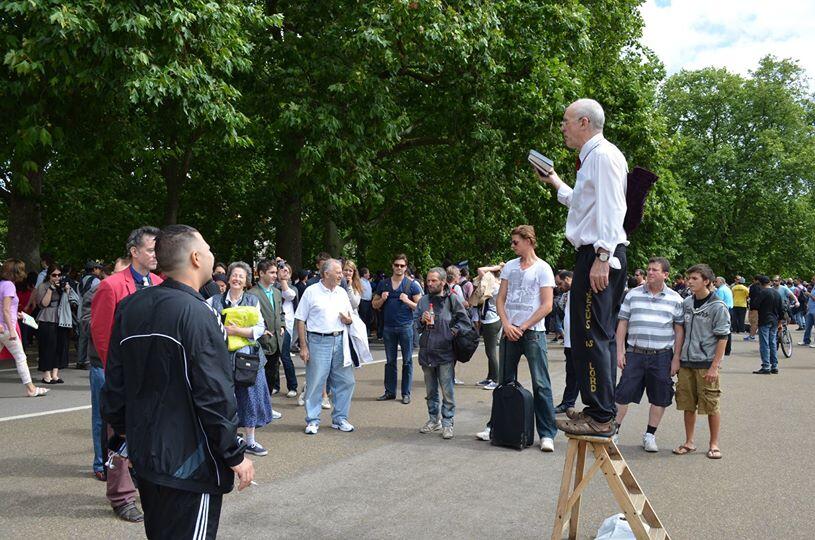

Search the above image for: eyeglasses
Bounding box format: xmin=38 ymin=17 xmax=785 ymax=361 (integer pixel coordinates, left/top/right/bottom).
xmin=51 ymin=273 xmax=61 ymax=277
xmin=393 ymin=263 xmax=406 ymax=268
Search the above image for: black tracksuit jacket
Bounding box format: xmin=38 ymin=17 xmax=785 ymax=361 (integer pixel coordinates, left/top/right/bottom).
xmin=101 ymin=278 xmax=245 ymax=494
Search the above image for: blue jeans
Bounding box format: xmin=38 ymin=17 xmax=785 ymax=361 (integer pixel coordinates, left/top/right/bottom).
xmin=383 ymin=324 xmax=414 ymax=397
xmin=498 ymin=330 xmax=557 ymax=439
xmin=803 ymin=312 xmax=815 ymax=344
xmin=275 ymin=330 xmax=298 ymax=392
xmin=304 ymin=333 xmax=355 ymax=425
xmin=89 ymin=366 xmax=105 ymax=472
xmin=422 ymin=363 xmax=455 ymax=427
xmin=758 ymin=323 xmax=778 ymax=370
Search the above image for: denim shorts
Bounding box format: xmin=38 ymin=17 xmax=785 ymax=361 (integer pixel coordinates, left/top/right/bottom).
xmin=614 ymin=350 xmax=674 ymax=407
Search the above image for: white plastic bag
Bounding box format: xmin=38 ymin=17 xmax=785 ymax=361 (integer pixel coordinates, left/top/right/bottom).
xmin=595 ymin=513 xmax=635 ymax=540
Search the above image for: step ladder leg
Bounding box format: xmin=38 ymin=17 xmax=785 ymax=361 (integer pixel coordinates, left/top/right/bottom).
xmin=568 ymin=440 xmax=588 ymax=540
xmin=593 ymin=445 xmax=655 ymax=540
xmin=551 ymin=438 xmax=579 ymax=540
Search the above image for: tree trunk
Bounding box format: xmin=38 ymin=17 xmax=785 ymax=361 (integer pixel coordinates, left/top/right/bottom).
xmin=325 ymin=218 xmax=343 ymax=258
xmin=161 ymin=143 xmax=195 ymax=226
xmin=6 ymin=169 xmax=44 ymax=270
xmin=276 ymin=189 xmax=302 ymax=270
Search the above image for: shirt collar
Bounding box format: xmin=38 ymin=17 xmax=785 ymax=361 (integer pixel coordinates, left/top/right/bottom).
xmin=318 ymin=280 xmax=337 ymax=293
xmin=160 ymin=278 xmax=205 ymax=301
xmin=579 ymin=132 xmax=605 ymax=164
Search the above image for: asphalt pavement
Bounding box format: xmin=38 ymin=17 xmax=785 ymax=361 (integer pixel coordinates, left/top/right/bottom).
xmin=1 ymin=333 xmax=814 ymax=539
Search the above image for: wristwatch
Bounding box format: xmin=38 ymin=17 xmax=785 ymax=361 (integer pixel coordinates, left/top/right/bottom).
xmin=596 ymin=251 xmax=610 ymax=262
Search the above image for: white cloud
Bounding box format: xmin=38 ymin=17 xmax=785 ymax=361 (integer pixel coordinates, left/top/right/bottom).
xmin=640 ymin=0 xmax=815 ymax=84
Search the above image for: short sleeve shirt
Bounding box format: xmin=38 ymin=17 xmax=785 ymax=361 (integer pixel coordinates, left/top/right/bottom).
xmin=375 ymin=278 xmax=421 ymax=327
xmin=294 ymin=281 xmax=353 ymax=334
xmin=499 ymin=258 xmax=555 ymax=331
xmin=618 ymin=284 xmax=684 ymax=350
xmin=0 ymin=280 xmax=19 ymax=333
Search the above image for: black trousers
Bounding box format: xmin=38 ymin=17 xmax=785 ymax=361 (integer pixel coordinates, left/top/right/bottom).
xmin=264 ymin=350 xmax=281 ymax=395
xmin=732 ymin=306 xmax=747 ymax=333
xmin=138 ymin=477 xmax=223 ymax=540
xmin=569 ymin=244 xmax=627 ymax=423
xmin=37 ymin=321 xmax=69 ymax=371
xmin=359 ymin=299 xmax=373 ymax=331
xmin=559 ymin=347 xmax=579 ymax=408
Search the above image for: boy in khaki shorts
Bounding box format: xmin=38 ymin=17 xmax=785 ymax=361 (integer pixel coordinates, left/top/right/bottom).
xmin=672 ymin=264 xmax=730 ymax=459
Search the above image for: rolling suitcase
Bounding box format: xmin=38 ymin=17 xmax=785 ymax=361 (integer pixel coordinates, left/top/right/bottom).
xmin=489 ymin=380 xmax=535 ymax=450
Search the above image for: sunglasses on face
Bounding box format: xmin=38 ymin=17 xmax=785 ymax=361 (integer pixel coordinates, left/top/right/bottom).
xmin=51 ymin=273 xmax=61 ymax=277
xmin=393 ymin=263 xmax=406 ymax=268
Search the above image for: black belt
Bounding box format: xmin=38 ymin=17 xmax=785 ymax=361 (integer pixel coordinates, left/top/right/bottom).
xmin=308 ymin=330 xmax=344 ymax=337
xmin=627 ymin=346 xmax=671 ymax=355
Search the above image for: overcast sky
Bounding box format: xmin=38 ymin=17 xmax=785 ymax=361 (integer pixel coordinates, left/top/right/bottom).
xmin=640 ymin=0 xmax=815 ymax=84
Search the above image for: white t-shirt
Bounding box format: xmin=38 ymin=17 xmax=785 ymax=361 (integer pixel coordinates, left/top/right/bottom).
xmin=482 ymin=282 xmax=502 ymax=324
xmin=499 ymin=257 xmax=556 ymax=331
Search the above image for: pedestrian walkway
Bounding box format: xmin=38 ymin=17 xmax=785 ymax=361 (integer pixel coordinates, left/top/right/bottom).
xmin=0 ymin=338 xmax=812 ymax=539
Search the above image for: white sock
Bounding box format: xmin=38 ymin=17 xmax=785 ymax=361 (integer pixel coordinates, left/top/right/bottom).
xmin=246 ymin=432 xmax=255 ymax=446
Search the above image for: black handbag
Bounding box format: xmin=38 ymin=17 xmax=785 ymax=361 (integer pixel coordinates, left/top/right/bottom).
xmin=447 ymin=296 xmax=480 ymax=363
xmin=233 ymin=351 xmax=261 ymax=387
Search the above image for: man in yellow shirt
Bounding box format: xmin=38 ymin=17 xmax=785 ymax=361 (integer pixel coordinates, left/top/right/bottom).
xmin=731 ymin=277 xmax=749 ymax=333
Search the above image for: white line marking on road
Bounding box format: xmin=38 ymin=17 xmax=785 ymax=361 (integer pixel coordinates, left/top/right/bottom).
xmin=0 ymin=405 xmax=91 ymax=423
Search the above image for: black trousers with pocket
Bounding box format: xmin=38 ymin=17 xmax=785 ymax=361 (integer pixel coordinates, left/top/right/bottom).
xmin=137 ymin=476 xmax=223 ymax=540
xmin=569 ymin=244 xmax=627 ymax=424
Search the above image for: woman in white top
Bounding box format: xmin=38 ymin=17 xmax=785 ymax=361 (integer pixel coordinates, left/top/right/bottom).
xmin=277 ymin=264 xmax=299 ymax=398
xmin=476 ymin=263 xmax=504 ymax=390
xmin=342 ymin=260 xmax=363 ymax=314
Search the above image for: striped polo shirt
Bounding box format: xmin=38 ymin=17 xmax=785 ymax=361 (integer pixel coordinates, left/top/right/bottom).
xmin=618 ymin=283 xmax=684 ymax=351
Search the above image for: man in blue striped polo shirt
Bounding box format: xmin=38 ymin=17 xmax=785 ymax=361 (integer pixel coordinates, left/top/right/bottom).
xmin=613 ymin=257 xmax=685 ymax=452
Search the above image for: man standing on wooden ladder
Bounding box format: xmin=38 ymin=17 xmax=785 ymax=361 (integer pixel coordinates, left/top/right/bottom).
xmin=537 ymin=98 xmax=629 ymax=437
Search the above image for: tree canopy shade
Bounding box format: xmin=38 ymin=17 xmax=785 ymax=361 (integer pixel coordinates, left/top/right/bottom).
xmin=2 ymin=3 xmax=813 ymax=281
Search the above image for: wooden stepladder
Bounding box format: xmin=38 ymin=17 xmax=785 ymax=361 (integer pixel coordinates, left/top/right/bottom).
xmin=551 ymin=434 xmax=670 ymax=540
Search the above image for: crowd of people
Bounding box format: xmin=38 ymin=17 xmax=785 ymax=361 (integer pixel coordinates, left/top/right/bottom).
xmin=2 ymin=97 xmax=814 ymax=539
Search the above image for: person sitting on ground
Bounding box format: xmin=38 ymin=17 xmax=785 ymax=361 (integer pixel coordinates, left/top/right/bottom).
xmin=673 ymin=264 xmax=729 ymax=460
xmin=612 ymin=257 xmax=684 ymax=453
xmin=416 ymin=267 xmax=473 ymax=440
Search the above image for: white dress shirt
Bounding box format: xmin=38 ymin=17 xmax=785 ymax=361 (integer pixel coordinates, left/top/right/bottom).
xmin=294 ymin=280 xmax=352 ymax=334
xmin=556 ymin=132 xmax=628 ymax=253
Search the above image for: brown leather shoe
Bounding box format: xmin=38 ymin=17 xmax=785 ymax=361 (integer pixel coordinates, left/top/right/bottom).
xmin=556 ymin=416 xmax=616 ymax=437
xmin=565 ymin=408 xmax=588 ymax=421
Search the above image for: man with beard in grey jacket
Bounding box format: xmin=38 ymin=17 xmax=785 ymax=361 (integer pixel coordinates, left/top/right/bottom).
xmin=673 ymin=264 xmax=730 ymax=461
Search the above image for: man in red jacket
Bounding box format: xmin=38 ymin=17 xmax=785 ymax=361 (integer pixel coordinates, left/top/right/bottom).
xmin=90 ymin=226 xmax=162 ymax=522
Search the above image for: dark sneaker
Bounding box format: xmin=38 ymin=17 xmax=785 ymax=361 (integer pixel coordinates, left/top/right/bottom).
xmin=401 ymin=395 xmax=411 ymax=405
xmin=554 ymin=403 xmax=571 ymax=414
xmin=377 ymin=393 xmax=396 ymax=401
xmin=752 ymin=369 xmax=772 ymax=374
xmin=556 ymin=416 xmax=616 ymax=437
xmin=770 ymin=368 xmax=779 ymax=374
xmin=245 ymin=442 xmax=269 ymax=456
xmin=114 ymin=502 xmax=144 ymax=523
xmin=476 ymin=379 xmax=492 ymax=386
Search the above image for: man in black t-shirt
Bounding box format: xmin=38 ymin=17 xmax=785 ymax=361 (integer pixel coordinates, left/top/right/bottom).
xmin=751 ymin=276 xmax=784 ymax=374
xmin=744 ymin=275 xmax=763 ymax=342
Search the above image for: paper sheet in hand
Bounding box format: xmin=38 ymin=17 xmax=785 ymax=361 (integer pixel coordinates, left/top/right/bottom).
xmin=528 ymin=150 xmax=554 ymax=174
xmin=20 ymin=312 xmax=38 ymax=330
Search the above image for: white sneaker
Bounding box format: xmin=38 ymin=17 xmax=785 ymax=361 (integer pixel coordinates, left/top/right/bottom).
xmin=331 ymin=419 xmax=355 ymax=432
xmin=271 ymin=409 xmax=282 ymax=420
xmin=298 ymin=392 xmax=305 ymax=406
xmin=540 ymin=437 xmax=554 ymax=452
xmin=483 ymin=381 xmax=498 ymax=390
xmin=454 ymin=378 xmax=465 ymax=385
xmin=304 ymin=422 xmax=319 ymax=435
xmin=797 ymin=341 xmax=808 ymax=346
xmin=642 ymin=432 xmax=658 ymax=452
xmin=476 ymin=427 xmax=491 ymax=441
xmin=321 ymin=396 xmax=332 ymax=409
xmin=286 ymin=390 xmax=298 ymax=398
xmin=810 ymin=344 xmax=815 ymax=349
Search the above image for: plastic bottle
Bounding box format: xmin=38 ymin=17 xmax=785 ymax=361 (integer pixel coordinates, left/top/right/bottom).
xmin=428 ymin=303 xmax=435 ymax=329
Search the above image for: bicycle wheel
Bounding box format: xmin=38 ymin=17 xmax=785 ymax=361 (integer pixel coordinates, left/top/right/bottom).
xmin=780 ymin=327 xmax=793 ymax=358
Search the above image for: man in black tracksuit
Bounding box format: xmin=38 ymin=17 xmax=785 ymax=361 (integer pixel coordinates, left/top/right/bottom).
xmin=102 ymin=225 xmax=254 ymax=539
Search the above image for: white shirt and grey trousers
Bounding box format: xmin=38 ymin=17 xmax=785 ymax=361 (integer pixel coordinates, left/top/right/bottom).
xmin=556 ymin=132 xmax=628 ymax=425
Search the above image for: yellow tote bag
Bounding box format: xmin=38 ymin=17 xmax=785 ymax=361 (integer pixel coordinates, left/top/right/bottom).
xmin=221 ymin=306 xmax=260 ymax=352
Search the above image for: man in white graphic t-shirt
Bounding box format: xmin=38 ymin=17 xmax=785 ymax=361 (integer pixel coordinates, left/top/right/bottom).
xmin=476 ymin=224 xmax=558 ymax=452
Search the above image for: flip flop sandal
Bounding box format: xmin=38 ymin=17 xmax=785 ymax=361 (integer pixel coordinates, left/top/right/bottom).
xmin=27 ymin=387 xmax=49 ymax=397
xmin=672 ymin=445 xmax=697 ymax=455
xmin=706 ymin=448 xmax=722 ymax=459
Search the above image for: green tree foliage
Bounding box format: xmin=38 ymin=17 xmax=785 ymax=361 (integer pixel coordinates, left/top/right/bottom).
xmin=659 ymin=56 xmax=815 ymax=277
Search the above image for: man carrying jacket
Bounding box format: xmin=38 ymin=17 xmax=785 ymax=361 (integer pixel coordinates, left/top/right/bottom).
xmin=416 ymin=267 xmax=472 ymax=440
xmin=90 ymin=226 xmax=162 ymax=522
xmin=102 ymin=224 xmax=254 ymax=539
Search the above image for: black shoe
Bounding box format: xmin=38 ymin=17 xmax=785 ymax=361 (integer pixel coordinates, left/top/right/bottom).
xmin=401 ymin=395 xmax=411 ymax=405
xmin=74 ymin=363 xmax=89 ymax=370
xmin=554 ymin=403 xmax=571 ymax=414
xmin=377 ymin=393 xmax=396 ymax=401
xmin=771 ymin=368 xmax=779 ymax=374
xmin=114 ymin=502 xmax=144 ymax=523
xmin=753 ymin=369 xmax=772 ymax=374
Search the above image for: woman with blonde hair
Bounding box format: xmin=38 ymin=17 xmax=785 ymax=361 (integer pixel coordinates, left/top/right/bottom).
xmin=342 ymin=260 xmax=364 ymax=314
xmin=1 ymin=259 xmax=48 ymax=396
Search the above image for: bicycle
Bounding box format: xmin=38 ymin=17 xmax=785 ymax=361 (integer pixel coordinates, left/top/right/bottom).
xmin=777 ymin=316 xmax=793 ymax=359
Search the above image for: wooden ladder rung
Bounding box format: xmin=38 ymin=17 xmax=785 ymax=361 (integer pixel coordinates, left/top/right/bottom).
xmin=630 ymin=493 xmax=646 ymax=513
xmin=610 ymin=458 xmax=626 ymax=475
